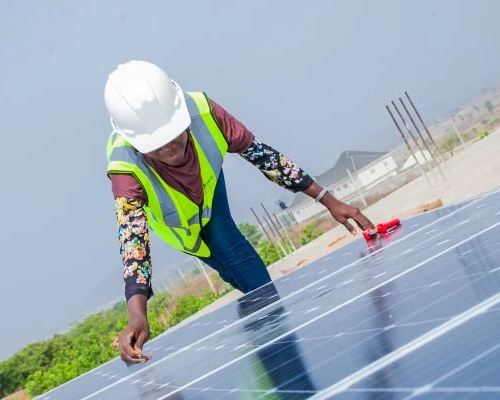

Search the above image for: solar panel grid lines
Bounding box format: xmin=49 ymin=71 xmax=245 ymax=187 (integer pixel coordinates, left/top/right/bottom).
xmin=308 ymin=291 xmax=500 ymax=400
xmin=61 ymin=194 xmax=489 ymax=400
xmin=400 ymin=337 xmax=500 ymax=399
xmin=184 ymin=303 xmax=500 ymax=400
xmin=268 ymin=249 xmax=500 ymax=395
xmin=189 ymin=197 xmax=495 ymax=327
xmin=46 ymin=264 xmax=496 ymax=398
xmin=36 ymin=234 xmax=484 ymax=396
xmin=342 ymin=310 xmax=500 ymax=399
xmin=139 ymin=216 xmax=498 ymax=396
xmin=34 ymin=188 xmax=500 ymax=400
xmin=162 ymin=231 xmax=500 ymax=399
xmin=174 ymin=193 xmax=498 ymax=396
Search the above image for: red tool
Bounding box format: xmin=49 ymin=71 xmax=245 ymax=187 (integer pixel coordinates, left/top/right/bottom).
xmin=363 ymin=218 xmax=401 ymax=240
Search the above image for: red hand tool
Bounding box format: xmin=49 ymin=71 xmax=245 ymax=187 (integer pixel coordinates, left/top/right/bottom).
xmin=363 ymin=218 xmax=401 ymax=240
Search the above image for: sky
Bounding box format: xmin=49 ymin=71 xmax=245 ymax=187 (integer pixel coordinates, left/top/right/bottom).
xmin=2 ymin=0 xmax=500 ymax=360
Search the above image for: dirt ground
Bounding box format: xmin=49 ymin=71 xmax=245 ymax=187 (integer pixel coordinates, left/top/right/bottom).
xmin=3 ymin=390 xmax=30 ymax=400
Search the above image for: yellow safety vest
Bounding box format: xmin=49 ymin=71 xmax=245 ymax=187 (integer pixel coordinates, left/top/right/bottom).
xmin=106 ymin=92 xmax=228 ymax=257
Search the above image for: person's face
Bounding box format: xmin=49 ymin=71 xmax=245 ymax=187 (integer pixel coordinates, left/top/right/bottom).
xmin=145 ymin=131 xmax=188 ymax=165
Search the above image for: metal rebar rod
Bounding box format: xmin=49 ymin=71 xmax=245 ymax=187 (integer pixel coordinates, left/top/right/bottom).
xmin=404 ymin=91 xmax=439 ymax=148
xmin=250 ymin=207 xmax=282 ymax=257
xmin=273 ymin=212 xmax=297 ymax=251
xmin=391 ymin=100 xmax=429 ymax=161
xmin=386 ymin=104 xmax=435 ymax=190
xmin=196 ymin=258 xmax=217 ymax=294
xmin=399 ymin=97 xmax=447 ymax=182
xmin=405 ymin=91 xmax=453 ymax=180
xmin=386 ymin=105 xmax=412 ymax=152
xmin=261 ymin=202 xmax=289 ymax=251
xmin=393 ymin=100 xmax=443 ymax=188
xmin=262 ymin=213 xmax=287 ymax=256
xmin=177 ymin=267 xmax=188 ymax=283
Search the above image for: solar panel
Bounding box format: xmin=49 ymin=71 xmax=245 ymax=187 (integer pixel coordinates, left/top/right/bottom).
xmin=35 ymin=188 xmax=500 ymax=400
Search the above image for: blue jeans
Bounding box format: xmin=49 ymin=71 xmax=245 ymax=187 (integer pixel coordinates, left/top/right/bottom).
xmin=198 ymin=171 xmax=272 ymax=293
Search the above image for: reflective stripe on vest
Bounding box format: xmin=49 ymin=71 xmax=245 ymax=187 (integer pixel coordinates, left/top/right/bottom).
xmin=106 ymin=92 xmax=228 ymax=257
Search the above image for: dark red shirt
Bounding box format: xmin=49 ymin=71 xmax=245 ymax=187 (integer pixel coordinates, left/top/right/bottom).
xmin=110 ymin=98 xmax=254 ymax=205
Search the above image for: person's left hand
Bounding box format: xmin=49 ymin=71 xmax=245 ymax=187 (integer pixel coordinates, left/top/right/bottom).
xmin=324 ymin=197 xmax=375 ymax=235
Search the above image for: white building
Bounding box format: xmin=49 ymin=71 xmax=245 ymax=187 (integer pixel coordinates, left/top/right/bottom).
xmin=284 ymin=150 xmax=397 ymax=224
xmin=400 ymin=150 xmax=433 ymax=172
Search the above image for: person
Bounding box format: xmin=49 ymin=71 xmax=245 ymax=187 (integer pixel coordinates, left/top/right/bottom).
xmin=103 ymin=60 xmax=375 ymax=364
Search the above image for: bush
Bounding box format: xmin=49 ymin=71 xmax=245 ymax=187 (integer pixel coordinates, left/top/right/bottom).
xmin=147 ymin=292 xmax=172 ymax=337
xmin=168 ymin=291 xmax=216 ymax=326
xmin=25 ymin=333 xmax=117 ymax=396
xmin=237 ymin=222 xmax=263 ymax=248
xmin=300 ymin=224 xmax=323 ymax=245
xmin=0 ymin=336 xmax=71 ymax=397
xmin=1 ymin=288 xmax=227 ymax=398
xmin=485 ymin=100 xmax=494 ymax=112
xmin=23 ymin=307 xmax=132 ymax=396
xmin=441 ymin=135 xmax=458 ymax=155
xmin=256 ymin=240 xmax=281 ymax=266
xmin=479 ymin=130 xmax=490 ymax=139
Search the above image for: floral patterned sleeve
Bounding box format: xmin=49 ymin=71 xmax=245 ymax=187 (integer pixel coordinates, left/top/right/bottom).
xmin=114 ymin=196 xmax=154 ymax=302
xmin=239 ymin=138 xmax=314 ymax=192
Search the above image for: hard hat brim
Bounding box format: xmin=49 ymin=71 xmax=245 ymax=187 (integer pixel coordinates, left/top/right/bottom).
xmin=116 ymin=82 xmax=191 ymax=154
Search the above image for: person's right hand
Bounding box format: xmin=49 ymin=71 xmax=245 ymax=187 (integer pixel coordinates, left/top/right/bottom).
xmin=118 ymin=320 xmax=151 ymax=363
xmin=119 ymin=294 xmax=152 ymax=363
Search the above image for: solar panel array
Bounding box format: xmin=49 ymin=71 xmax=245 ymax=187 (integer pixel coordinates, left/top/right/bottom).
xmin=36 ymin=188 xmax=500 ymax=399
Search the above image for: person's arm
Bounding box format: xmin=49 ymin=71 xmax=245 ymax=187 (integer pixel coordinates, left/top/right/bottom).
xmin=115 ymin=196 xmax=154 ymax=301
xmin=239 ymin=138 xmax=314 ymax=192
xmin=207 ymin=98 xmax=313 ymax=191
xmin=208 ymin=97 xmax=375 ymax=234
xmin=239 ymin=139 xmax=374 ymax=235
xmin=301 ymin=181 xmax=375 ymax=235
xmin=114 ymin=196 xmax=153 ymax=363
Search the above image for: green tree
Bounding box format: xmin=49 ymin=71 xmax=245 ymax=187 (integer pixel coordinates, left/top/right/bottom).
xmin=0 ymin=335 xmax=70 ymax=397
xmin=2 ymin=283 xmax=232 ymax=398
xmin=257 ymin=240 xmax=281 ymax=266
xmin=237 ymin=222 xmax=263 ymax=247
xmin=442 ymin=135 xmax=457 ymax=156
xmin=485 ymin=100 xmax=494 ymax=113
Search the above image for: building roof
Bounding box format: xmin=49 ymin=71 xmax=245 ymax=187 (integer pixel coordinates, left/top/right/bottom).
xmin=289 ymin=150 xmax=388 ymax=208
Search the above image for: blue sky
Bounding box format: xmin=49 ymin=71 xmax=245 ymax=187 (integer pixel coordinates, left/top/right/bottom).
xmin=2 ymin=0 xmax=500 ymax=359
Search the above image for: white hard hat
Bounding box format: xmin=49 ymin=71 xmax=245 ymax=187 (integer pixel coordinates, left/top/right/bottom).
xmin=104 ymin=60 xmax=191 ymax=153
